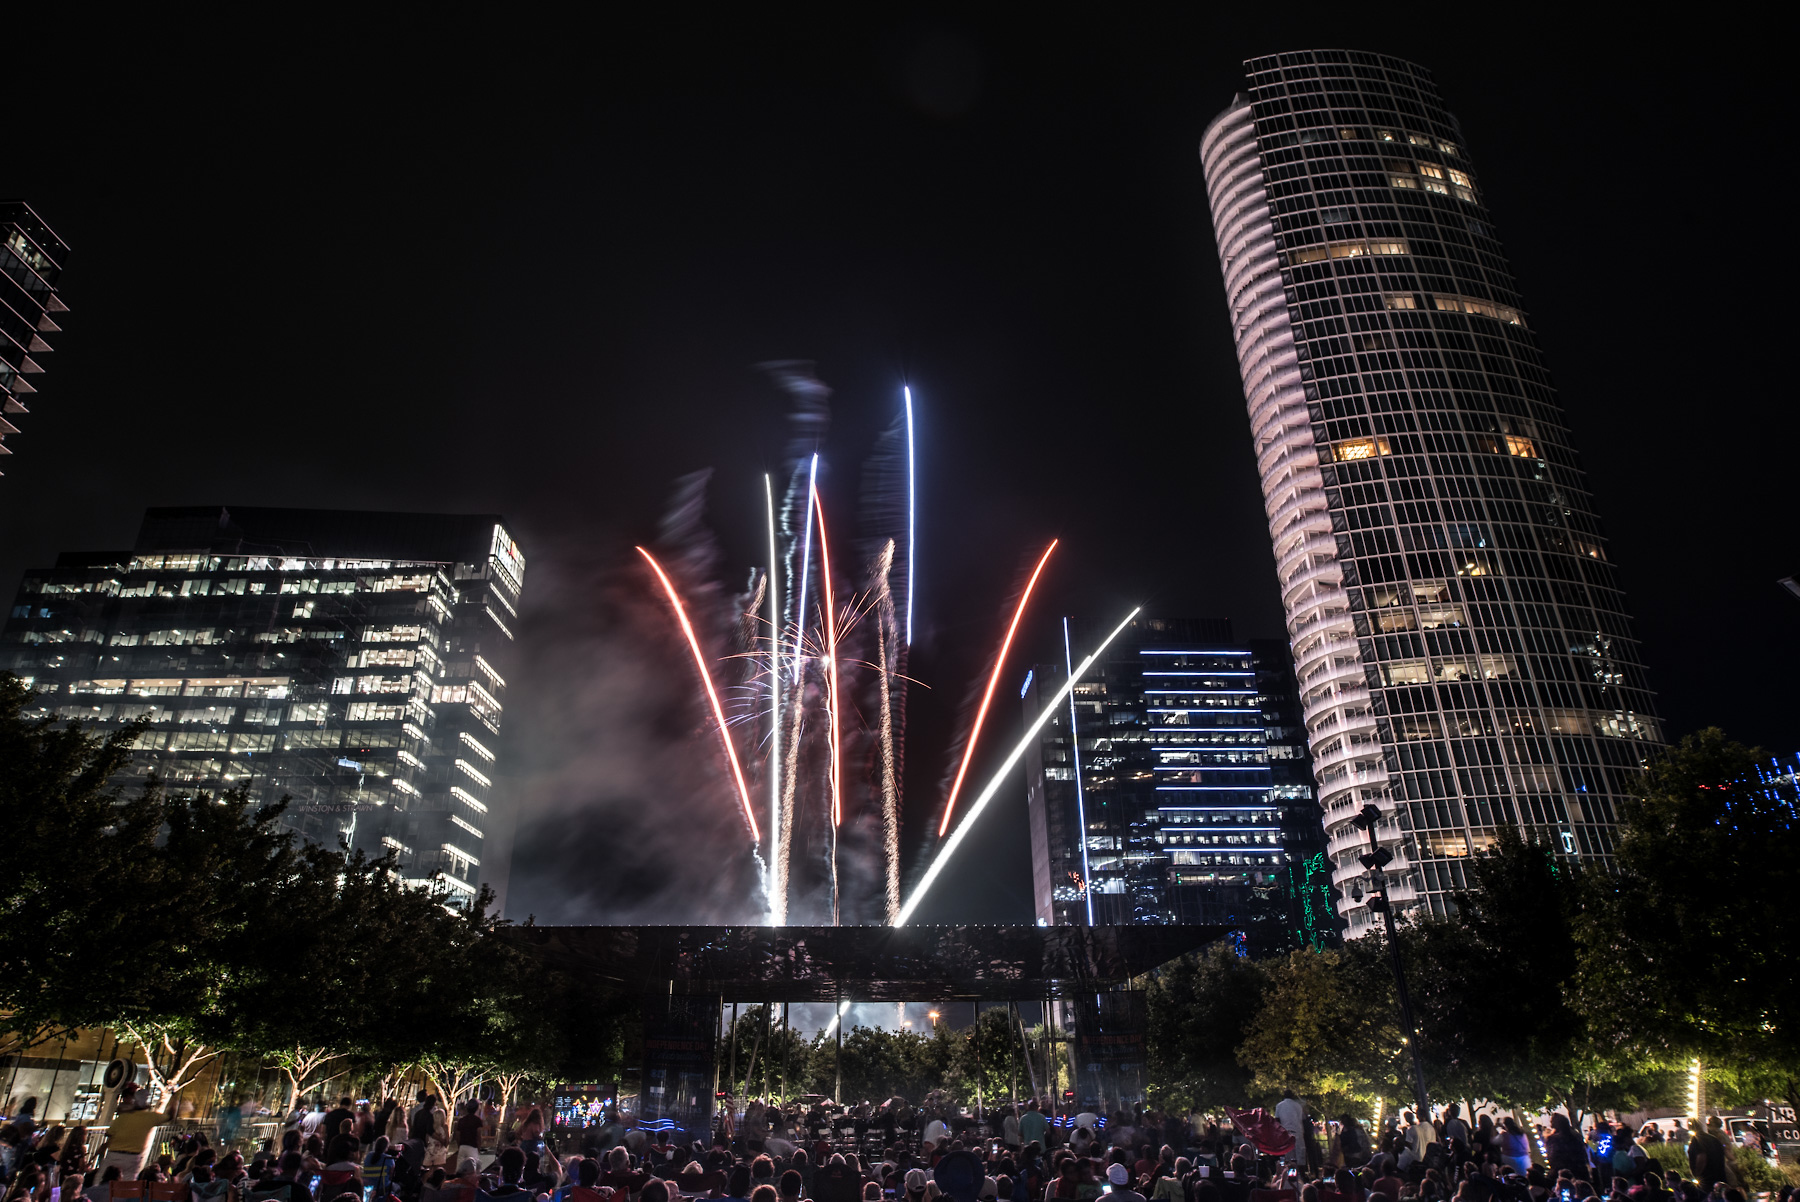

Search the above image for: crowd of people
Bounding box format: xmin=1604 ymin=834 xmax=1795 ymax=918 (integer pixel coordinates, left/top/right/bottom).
xmin=0 ymin=1088 xmax=1789 ymax=1202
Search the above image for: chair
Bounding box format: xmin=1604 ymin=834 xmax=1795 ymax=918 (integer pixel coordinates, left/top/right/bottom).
xmin=109 ymin=1186 xmax=147 ymax=1202
xmin=147 ymin=1184 xmax=191 ymax=1202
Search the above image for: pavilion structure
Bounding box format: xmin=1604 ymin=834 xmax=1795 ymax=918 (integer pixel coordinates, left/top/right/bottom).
xmin=507 ymin=924 xmax=1226 ymax=1139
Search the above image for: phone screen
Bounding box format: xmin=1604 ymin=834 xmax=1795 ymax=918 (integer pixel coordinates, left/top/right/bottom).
xmin=364 ymin=1187 xmax=376 ymax=1202
xmin=309 ymin=1177 xmax=323 ymax=1195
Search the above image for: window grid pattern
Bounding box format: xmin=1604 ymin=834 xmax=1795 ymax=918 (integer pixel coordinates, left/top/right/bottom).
xmin=1202 ymin=50 xmax=1658 ymax=934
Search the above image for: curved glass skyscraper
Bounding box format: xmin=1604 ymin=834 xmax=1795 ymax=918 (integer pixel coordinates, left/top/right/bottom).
xmin=1200 ymin=50 xmax=1658 ymax=933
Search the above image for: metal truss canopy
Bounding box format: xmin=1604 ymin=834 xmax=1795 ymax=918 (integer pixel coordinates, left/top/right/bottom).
xmin=506 ymin=923 xmax=1226 ymax=1002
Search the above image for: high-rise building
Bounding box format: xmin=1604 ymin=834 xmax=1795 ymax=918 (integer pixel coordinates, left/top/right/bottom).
xmin=1200 ymin=51 xmax=1659 ymax=933
xmin=0 ymin=202 xmax=71 ymax=469
xmin=1021 ymin=616 xmax=1332 ymax=948
xmin=2 ymin=506 xmax=525 ymax=910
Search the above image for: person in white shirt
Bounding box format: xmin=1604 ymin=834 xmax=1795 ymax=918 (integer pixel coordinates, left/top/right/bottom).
xmin=1275 ymin=1091 xmax=1307 ymax=1167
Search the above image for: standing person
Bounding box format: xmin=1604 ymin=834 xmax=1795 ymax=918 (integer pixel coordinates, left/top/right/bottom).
xmin=1441 ymin=1109 xmax=1469 ymax=1167
xmin=1005 ymin=1108 xmax=1023 ymax=1153
xmin=1544 ymin=1115 xmax=1589 ymax=1182
xmin=1021 ymin=1104 xmax=1050 ymax=1154
xmin=453 ymin=1101 xmax=483 ymax=1171
xmin=1685 ymin=1121 xmax=1727 ymax=1194
xmin=1498 ymin=1119 xmax=1530 ymax=1177
xmin=99 ymin=1085 xmax=172 ymax=1181
xmin=1275 ymin=1094 xmax=1306 ymax=1170
xmin=1336 ymin=1116 xmax=1370 ymax=1170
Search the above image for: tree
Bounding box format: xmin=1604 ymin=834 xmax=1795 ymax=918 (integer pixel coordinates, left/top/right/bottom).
xmin=1237 ymin=947 xmax=1401 ymax=1117
xmin=1578 ymin=729 xmax=1800 ymax=1113
xmin=0 ymin=675 xmax=160 ymax=1050
xmin=1146 ymin=942 xmax=1269 ymax=1111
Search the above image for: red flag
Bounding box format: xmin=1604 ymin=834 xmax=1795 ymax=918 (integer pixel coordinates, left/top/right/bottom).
xmin=1228 ymin=1108 xmax=1296 ymax=1155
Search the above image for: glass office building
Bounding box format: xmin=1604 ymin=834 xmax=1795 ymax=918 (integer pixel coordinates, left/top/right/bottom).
xmin=2 ymin=506 xmax=524 ymax=909
xmin=0 ymin=202 xmax=71 ymax=469
xmin=1200 ymin=51 xmax=1658 ymax=933
xmin=1022 ymin=616 xmax=1333 ymax=949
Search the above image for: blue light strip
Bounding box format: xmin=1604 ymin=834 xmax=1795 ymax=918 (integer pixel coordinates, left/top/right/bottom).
xmin=1064 ymin=617 xmax=1094 ymax=927
xmin=1156 ymin=786 xmax=1277 ymax=792
xmin=1151 ymin=733 xmax=1265 ymax=739
xmin=1167 ymin=847 xmax=1285 ymax=854
xmin=1145 ymin=689 xmax=1258 ymax=695
xmin=1143 ymin=670 xmax=1256 ymax=676
xmin=1153 ymin=765 xmax=1268 ymax=772
xmin=1158 ymin=805 xmax=1277 ymax=811
xmin=1140 ymin=649 xmax=1252 ymax=656
xmin=1160 ymin=827 xmax=1282 ymax=833
xmin=1149 ymin=708 xmax=1261 ymax=714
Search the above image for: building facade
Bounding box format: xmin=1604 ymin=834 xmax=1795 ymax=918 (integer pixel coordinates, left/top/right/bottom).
xmin=3 ymin=506 xmax=524 ymax=910
xmin=0 ymin=202 xmax=70 ymax=469
xmin=1022 ymin=616 xmax=1332 ymax=949
xmin=1199 ymin=51 xmax=1658 ymax=933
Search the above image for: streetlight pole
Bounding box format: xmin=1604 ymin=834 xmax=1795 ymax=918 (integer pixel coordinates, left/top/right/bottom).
xmin=1352 ymin=802 xmax=1431 ymax=1122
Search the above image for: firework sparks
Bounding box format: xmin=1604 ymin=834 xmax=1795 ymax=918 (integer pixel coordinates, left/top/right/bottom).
xmin=765 ymin=474 xmax=784 ymax=921
xmin=635 ymin=545 xmax=760 ymax=843
xmin=904 ymin=386 xmax=917 ymax=647
xmin=794 ymin=453 xmax=818 ymax=682
xmin=873 ymin=539 xmax=902 ymax=924
xmin=894 ymin=606 xmax=1142 ymax=928
xmin=937 ymin=539 xmax=1059 ymax=837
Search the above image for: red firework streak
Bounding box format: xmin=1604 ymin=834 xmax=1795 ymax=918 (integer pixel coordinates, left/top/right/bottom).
xmin=938 ymin=540 xmax=1059 ymax=836
xmin=635 ymin=546 xmax=760 ymax=842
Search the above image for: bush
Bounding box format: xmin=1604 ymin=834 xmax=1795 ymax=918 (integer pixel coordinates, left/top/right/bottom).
xmin=1732 ymin=1148 xmax=1781 ymax=1194
xmin=1645 ymin=1142 xmax=1690 ymax=1178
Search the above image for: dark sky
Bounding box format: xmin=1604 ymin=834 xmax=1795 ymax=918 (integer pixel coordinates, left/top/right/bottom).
xmin=4 ymin=10 xmax=1793 ymax=924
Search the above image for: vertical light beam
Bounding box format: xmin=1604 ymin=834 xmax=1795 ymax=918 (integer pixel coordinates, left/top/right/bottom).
xmin=1064 ymin=617 xmax=1095 ymax=927
xmin=904 ymin=386 xmax=917 ymax=647
xmin=894 ymin=606 xmax=1141 ymax=927
xmin=635 ymin=546 xmax=760 ymax=842
xmin=765 ymin=474 xmax=782 ymax=914
xmin=811 ymin=483 xmax=842 ymax=829
xmin=793 ymin=453 xmax=818 ymax=680
xmin=937 ymin=540 xmax=1059 ymax=837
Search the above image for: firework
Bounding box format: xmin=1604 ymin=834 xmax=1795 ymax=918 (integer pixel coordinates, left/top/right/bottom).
xmin=635 ymin=546 xmax=760 ymax=842
xmin=766 ymin=475 xmax=784 ymax=920
xmin=937 ymin=540 xmax=1059 ymax=837
xmin=794 ymin=453 xmax=818 ymax=681
xmin=904 ymin=386 xmax=917 ymax=647
xmin=873 ymin=539 xmax=902 ymax=924
xmin=893 ymin=606 xmax=1142 ymax=928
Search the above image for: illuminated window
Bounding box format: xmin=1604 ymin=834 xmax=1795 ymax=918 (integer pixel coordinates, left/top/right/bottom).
xmin=1448 ymin=169 xmax=1472 ymax=188
xmin=1431 ymin=294 xmax=1524 ymax=326
xmin=1376 ymin=129 xmax=1400 ymax=142
xmin=1384 ymin=294 xmax=1417 ymax=310
xmin=1433 ymin=659 xmax=1477 ymax=682
xmin=1380 ymin=660 xmax=1430 ymax=686
xmin=1416 ymin=605 xmax=1464 ymax=629
xmin=1366 ymin=583 xmax=1409 ymax=607
xmin=1375 ymin=609 xmax=1417 ymax=633
xmin=1325 ymin=240 xmax=1409 ymax=260
xmin=1389 ymin=173 xmax=1418 ymax=189
xmin=1332 ymin=436 xmax=1391 ymax=462
xmin=1289 ymin=246 xmax=1328 ymax=264
xmin=1417 ymin=163 xmax=1445 ymax=179
xmin=1395 ymin=715 xmax=1442 ymax=740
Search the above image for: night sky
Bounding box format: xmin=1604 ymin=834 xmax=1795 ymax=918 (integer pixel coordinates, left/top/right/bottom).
xmin=4 ymin=11 xmax=1792 ymax=925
